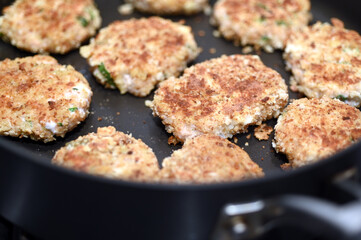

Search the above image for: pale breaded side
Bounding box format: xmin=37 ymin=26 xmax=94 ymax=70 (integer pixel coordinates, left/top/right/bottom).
xmin=148 ymin=55 xmax=288 ymax=142
xmin=52 ymin=126 xmax=159 ymax=182
xmin=159 ymin=134 xmax=264 ymax=183
xmin=0 ymin=55 xmax=92 ymax=142
xmin=125 ymin=0 xmax=208 ymax=15
xmin=0 ymin=0 xmax=101 ymax=54
xmin=213 ymin=0 xmax=311 ymax=52
xmin=284 ymin=18 xmax=361 ymax=107
xmin=273 ymin=97 xmax=361 ymax=168
xmin=80 ymin=17 xmax=200 ymax=97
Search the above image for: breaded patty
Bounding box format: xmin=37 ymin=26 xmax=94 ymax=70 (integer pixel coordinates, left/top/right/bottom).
xmin=213 ymin=0 xmax=311 ymax=52
xmin=52 ymin=126 xmax=159 ymax=182
xmin=0 ymin=55 xmax=92 ymax=142
xmin=273 ymin=97 xmax=361 ymax=168
xmin=148 ymin=54 xmax=288 ymax=142
xmin=80 ymin=17 xmax=200 ymax=97
xmin=125 ymin=0 xmax=208 ymax=15
xmin=0 ymin=0 xmax=101 ymax=54
xmin=159 ymin=134 xmax=264 ymax=183
xmin=284 ymin=18 xmax=361 ymax=107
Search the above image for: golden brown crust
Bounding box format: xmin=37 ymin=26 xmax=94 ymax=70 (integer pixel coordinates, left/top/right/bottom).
xmin=149 ymin=54 xmax=288 ymax=142
xmin=125 ymin=0 xmax=208 ymax=15
xmin=0 ymin=55 xmax=92 ymax=142
xmin=52 ymin=126 xmax=159 ymax=182
xmin=159 ymin=134 xmax=264 ymax=183
xmin=80 ymin=17 xmax=200 ymax=97
xmin=0 ymin=0 xmax=101 ymax=54
xmin=254 ymin=123 xmax=273 ymax=141
xmin=213 ymin=0 xmax=311 ymax=52
xmin=284 ymin=19 xmax=361 ymax=107
xmin=273 ymin=97 xmax=361 ymax=168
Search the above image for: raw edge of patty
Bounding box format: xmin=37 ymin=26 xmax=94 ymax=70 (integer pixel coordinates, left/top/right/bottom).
xmin=52 ymin=126 xmax=160 ymax=182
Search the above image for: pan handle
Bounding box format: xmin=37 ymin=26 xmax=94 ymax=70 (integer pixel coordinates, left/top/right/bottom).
xmin=212 ymin=180 xmax=361 ymax=240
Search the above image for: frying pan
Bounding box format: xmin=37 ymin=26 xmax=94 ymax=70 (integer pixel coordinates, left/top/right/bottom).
xmin=0 ymin=0 xmax=361 ymax=239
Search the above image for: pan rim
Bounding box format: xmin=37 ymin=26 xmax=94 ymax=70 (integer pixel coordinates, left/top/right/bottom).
xmin=0 ymin=135 xmax=359 ymax=191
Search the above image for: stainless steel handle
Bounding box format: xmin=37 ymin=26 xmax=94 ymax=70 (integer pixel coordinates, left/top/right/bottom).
xmin=213 ymin=180 xmax=361 ymax=240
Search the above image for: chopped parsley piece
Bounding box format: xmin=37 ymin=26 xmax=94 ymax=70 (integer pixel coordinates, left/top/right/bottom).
xmin=68 ymin=107 xmax=78 ymax=112
xmin=58 ymin=122 xmax=63 ymax=126
xmin=258 ymin=16 xmax=266 ymax=23
xmin=98 ymin=62 xmax=116 ymax=87
xmin=276 ymin=20 xmax=287 ymax=26
xmin=335 ymin=95 xmax=347 ymax=102
xmin=77 ymin=16 xmax=89 ymax=27
xmin=26 ymin=120 xmax=33 ymax=127
xmin=257 ymin=3 xmax=268 ymax=10
xmin=0 ymin=32 xmax=3 ymax=38
xmin=343 ymin=47 xmax=360 ymax=54
xmin=73 ymin=87 xmax=79 ymax=91
xmin=87 ymin=7 xmax=95 ymax=20
xmin=261 ymin=35 xmax=271 ymax=42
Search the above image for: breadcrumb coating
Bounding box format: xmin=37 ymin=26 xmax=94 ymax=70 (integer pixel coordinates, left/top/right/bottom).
xmin=160 ymin=134 xmax=264 ymax=183
xmin=0 ymin=0 xmax=101 ymax=54
xmin=213 ymin=0 xmax=311 ymax=52
xmin=149 ymin=54 xmax=288 ymax=142
xmin=52 ymin=126 xmax=159 ymax=182
xmin=80 ymin=17 xmax=200 ymax=97
xmin=0 ymin=55 xmax=92 ymax=142
xmin=274 ymin=97 xmax=361 ymax=168
xmin=284 ymin=18 xmax=361 ymax=107
xmin=125 ymin=0 xmax=208 ymax=15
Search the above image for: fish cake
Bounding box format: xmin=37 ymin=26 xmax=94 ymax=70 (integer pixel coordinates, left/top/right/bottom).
xmin=125 ymin=0 xmax=208 ymax=15
xmin=80 ymin=17 xmax=200 ymax=97
xmin=160 ymin=134 xmax=264 ymax=183
xmin=0 ymin=0 xmax=101 ymax=54
xmin=52 ymin=126 xmax=159 ymax=182
xmin=148 ymin=54 xmax=288 ymax=142
xmin=284 ymin=18 xmax=361 ymax=107
xmin=213 ymin=0 xmax=311 ymax=52
xmin=273 ymin=97 xmax=361 ymax=168
xmin=0 ymin=55 xmax=92 ymax=142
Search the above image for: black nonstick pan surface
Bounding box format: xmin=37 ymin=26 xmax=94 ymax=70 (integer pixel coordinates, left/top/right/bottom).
xmin=1 ymin=1 xmax=361 ymax=240
xmin=3 ymin=0 xmax=360 ymax=175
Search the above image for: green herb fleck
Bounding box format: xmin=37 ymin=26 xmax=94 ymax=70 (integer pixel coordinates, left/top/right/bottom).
xmin=77 ymin=16 xmax=89 ymax=27
xmin=261 ymin=35 xmax=271 ymax=42
xmin=350 ymin=136 xmax=354 ymax=142
xmin=87 ymin=7 xmax=95 ymax=20
xmin=258 ymin=16 xmax=266 ymax=23
xmin=68 ymin=107 xmax=78 ymax=112
xmin=257 ymin=3 xmax=268 ymax=10
xmin=58 ymin=122 xmax=63 ymax=127
xmin=73 ymin=87 xmax=78 ymax=91
xmin=0 ymin=33 xmax=3 ymax=38
xmin=26 ymin=120 xmax=33 ymax=127
xmin=276 ymin=20 xmax=287 ymax=26
xmin=343 ymin=47 xmax=360 ymax=54
xmin=335 ymin=95 xmax=347 ymax=102
xmin=98 ymin=62 xmax=116 ymax=87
